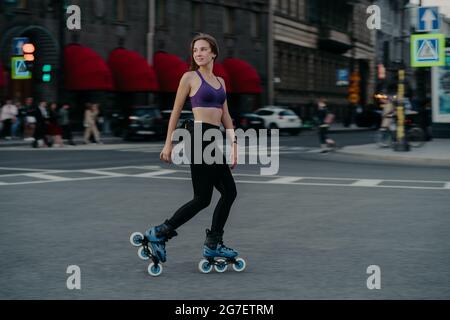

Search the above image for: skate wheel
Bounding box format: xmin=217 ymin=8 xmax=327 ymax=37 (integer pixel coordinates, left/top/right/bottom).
xmin=130 ymin=232 xmax=144 ymax=247
xmin=148 ymin=262 xmax=163 ymax=277
xmin=232 ymin=257 xmax=246 ymax=272
xmin=137 ymin=247 xmax=151 ymax=260
xmin=214 ymin=259 xmax=228 ymax=273
xmin=198 ymin=259 xmax=213 ymax=274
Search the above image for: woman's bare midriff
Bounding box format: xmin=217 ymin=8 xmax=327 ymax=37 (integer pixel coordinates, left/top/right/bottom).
xmin=192 ymin=107 xmax=223 ymax=127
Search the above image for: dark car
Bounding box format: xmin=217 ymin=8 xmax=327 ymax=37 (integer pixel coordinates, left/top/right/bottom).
xmin=111 ymin=106 xmax=164 ymax=141
xmin=234 ymin=113 xmax=265 ymax=131
xmin=161 ymin=110 xmax=195 ymax=135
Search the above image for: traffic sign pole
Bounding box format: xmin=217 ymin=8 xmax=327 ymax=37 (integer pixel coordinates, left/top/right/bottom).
xmin=394 ymin=69 xmax=410 ymax=152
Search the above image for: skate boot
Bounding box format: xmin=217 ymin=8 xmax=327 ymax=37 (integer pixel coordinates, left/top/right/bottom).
xmin=129 ymin=220 xmax=177 ymax=276
xmin=144 ymin=220 xmax=178 ymax=263
xmin=198 ymin=229 xmax=246 ymax=273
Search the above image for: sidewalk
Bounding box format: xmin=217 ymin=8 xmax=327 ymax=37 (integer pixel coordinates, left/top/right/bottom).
xmin=0 ymin=133 xmax=123 ymax=148
xmin=338 ymin=139 xmax=450 ymax=166
xmin=327 ymin=124 xmax=375 ymax=133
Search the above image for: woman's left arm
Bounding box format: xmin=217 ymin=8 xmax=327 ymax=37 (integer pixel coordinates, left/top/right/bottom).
xmin=218 ymin=78 xmax=235 ymax=144
xmin=219 ymin=78 xmax=237 ymax=169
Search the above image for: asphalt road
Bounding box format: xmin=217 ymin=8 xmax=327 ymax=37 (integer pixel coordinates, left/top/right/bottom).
xmin=1 ymin=131 xmax=449 ymax=299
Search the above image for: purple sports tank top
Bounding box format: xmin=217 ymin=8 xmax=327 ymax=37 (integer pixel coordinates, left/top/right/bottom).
xmin=190 ymin=70 xmax=226 ymax=109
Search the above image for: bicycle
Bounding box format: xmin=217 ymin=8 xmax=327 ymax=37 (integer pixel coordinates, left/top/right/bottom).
xmin=375 ymin=117 xmax=425 ymax=148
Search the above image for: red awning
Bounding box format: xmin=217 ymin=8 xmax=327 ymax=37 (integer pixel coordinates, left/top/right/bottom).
xmin=212 ymin=63 xmax=233 ymax=93
xmin=222 ymin=58 xmax=262 ymax=94
xmin=108 ymin=48 xmax=159 ymax=92
xmin=64 ymin=44 xmax=114 ymax=91
xmin=153 ymin=52 xmax=189 ymax=92
xmin=0 ymin=62 xmax=5 ymax=88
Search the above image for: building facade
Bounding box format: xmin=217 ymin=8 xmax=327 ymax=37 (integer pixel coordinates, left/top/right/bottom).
xmin=153 ymin=0 xmax=268 ymax=115
xmin=270 ymin=0 xmax=376 ymax=123
xmin=0 ymin=0 xmax=269 ymax=124
xmin=374 ymin=0 xmax=416 ymax=97
xmin=0 ymin=0 xmax=150 ymax=124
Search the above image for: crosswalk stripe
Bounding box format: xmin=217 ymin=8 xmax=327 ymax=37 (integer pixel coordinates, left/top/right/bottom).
xmin=351 ymin=179 xmax=383 ymax=187
xmin=0 ymin=165 xmax=449 ymax=191
xmin=80 ymin=170 xmax=128 ymax=177
xmin=268 ymin=177 xmax=303 ymax=184
xmin=24 ymin=172 xmax=69 ymax=181
xmin=134 ymin=169 xmax=178 ymax=178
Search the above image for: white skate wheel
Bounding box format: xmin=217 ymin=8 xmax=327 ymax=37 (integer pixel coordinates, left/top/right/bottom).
xmin=232 ymin=257 xmax=246 ymax=272
xmin=198 ymin=259 xmax=213 ymax=274
xmin=148 ymin=262 xmax=163 ymax=277
xmin=130 ymin=232 xmax=144 ymax=247
xmin=137 ymin=247 xmax=150 ymax=260
xmin=214 ymin=259 xmax=228 ymax=273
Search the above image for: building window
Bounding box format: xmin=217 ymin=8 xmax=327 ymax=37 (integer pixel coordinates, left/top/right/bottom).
xmin=156 ymin=0 xmax=167 ymax=27
xmin=273 ymin=0 xmax=280 ymax=12
xmin=250 ymin=12 xmax=261 ymax=38
xmin=307 ymin=0 xmax=320 ymax=24
xmin=116 ymin=0 xmax=126 ymax=22
xmin=17 ymin=0 xmax=28 ymax=9
xmin=289 ymin=0 xmax=297 ymax=18
xmin=223 ymin=7 xmax=234 ymax=35
xmin=192 ymin=2 xmax=202 ymax=32
xmin=280 ymin=0 xmax=288 ymax=15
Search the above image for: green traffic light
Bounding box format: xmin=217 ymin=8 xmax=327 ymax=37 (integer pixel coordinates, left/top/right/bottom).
xmin=42 ymin=74 xmax=51 ymax=82
xmin=42 ymin=64 xmax=52 ymax=72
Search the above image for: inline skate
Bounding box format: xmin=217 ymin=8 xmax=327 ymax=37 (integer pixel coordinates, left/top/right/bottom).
xmin=198 ymin=229 xmax=246 ymax=273
xmin=129 ymin=221 xmax=177 ymax=276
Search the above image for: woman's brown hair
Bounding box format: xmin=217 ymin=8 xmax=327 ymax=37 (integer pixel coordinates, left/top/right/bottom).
xmin=189 ymin=33 xmax=219 ymax=71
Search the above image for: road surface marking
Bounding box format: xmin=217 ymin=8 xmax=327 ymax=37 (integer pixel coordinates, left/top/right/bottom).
xmin=0 ymin=166 xmax=449 ymax=191
xmin=351 ymin=179 xmax=383 ymax=187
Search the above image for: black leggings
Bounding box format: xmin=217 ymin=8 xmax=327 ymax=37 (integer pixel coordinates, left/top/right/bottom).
xmin=167 ymin=122 xmax=237 ymax=233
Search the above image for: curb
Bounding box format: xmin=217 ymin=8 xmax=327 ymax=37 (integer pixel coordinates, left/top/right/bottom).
xmin=328 ymin=128 xmax=376 ymax=134
xmin=0 ymin=136 xmax=123 ymax=148
xmin=337 ymin=148 xmax=450 ymax=166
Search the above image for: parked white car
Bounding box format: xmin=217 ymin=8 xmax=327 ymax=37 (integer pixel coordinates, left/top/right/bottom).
xmin=254 ymin=106 xmax=302 ymax=135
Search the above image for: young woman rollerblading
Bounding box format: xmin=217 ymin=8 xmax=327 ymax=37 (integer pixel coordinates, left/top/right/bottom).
xmin=130 ymin=33 xmax=245 ymax=276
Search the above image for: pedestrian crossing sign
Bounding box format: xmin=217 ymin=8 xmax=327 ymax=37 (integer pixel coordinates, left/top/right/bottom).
xmin=411 ymin=33 xmax=445 ymax=67
xmin=11 ymin=57 xmax=32 ymax=79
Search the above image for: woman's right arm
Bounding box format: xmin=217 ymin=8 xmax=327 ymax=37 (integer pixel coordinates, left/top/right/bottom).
xmin=164 ymin=72 xmax=191 ymax=146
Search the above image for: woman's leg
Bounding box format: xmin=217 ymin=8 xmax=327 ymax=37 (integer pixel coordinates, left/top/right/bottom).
xmin=210 ymin=162 xmax=237 ymax=233
xmin=167 ymin=163 xmax=215 ymax=230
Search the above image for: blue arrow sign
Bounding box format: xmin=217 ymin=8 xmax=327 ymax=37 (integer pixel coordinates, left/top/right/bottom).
xmin=12 ymin=37 xmax=29 ymax=56
xmin=417 ymin=7 xmax=440 ymax=32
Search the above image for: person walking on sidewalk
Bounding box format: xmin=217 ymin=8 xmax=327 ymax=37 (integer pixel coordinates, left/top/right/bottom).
xmin=23 ymin=97 xmax=36 ymax=142
xmin=47 ymin=102 xmax=64 ymax=148
xmin=83 ymin=103 xmax=102 ymax=144
xmin=31 ymin=101 xmax=51 ymax=148
xmin=1 ymin=99 xmax=18 ymax=140
xmin=316 ymin=97 xmax=335 ymax=149
xmin=59 ymin=103 xmax=76 ymax=145
xmin=142 ymin=33 xmax=240 ymax=271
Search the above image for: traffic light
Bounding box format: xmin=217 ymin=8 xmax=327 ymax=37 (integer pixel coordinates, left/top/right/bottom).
xmin=22 ymin=43 xmax=35 ymax=71
xmin=42 ymin=64 xmax=52 ymax=82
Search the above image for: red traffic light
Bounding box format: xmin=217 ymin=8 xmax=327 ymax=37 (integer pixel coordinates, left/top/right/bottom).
xmin=23 ymin=43 xmax=35 ymax=62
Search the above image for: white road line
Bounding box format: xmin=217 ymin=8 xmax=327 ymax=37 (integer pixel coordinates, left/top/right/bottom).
xmin=351 ymin=179 xmax=383 ymax=187
xmin=24 ymin=172 xmax=70 ymax=181
xmin=2 ymin=175 xmax=119 ymax=186
xmin=0 ymin=165 xmax=449 ymax=191
xmin=0 ymin=166 xmax=61 ymax=172
xmin=79 ymin=170 xmax=128 ymax=177
xmin=134 ymin=169 xmax=178 ymax=178
xmin=268 ymin=177 xmax=303 ymax=184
